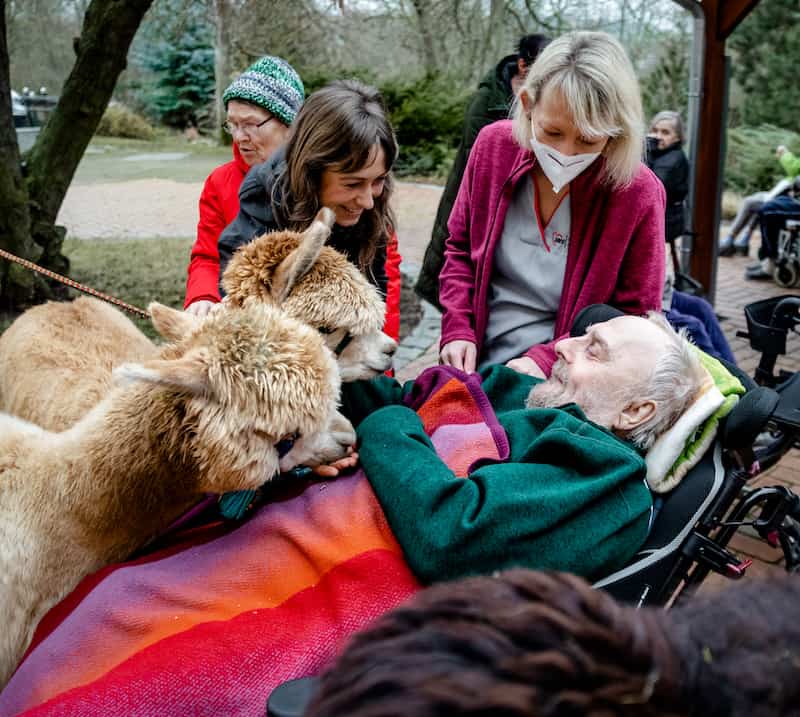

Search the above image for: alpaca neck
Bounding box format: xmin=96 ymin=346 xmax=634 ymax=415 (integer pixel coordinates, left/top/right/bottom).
xmin=57 ymin=384 xmax=203 ymax=562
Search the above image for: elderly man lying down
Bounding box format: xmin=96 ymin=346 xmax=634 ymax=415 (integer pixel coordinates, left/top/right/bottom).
xmin=1 ymin=313 xmax=707 ymax=716
xmin=341 ymin=311 xmax=707 ymax=582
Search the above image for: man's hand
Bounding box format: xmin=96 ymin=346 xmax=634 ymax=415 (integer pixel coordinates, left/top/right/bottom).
xmin=506 ymin=356 xmax=546 ymax=379
xmin=185 ymin=300 xmax=216 ymax=318
xmin=312 ymin=451 xmax=360 ymax=478
xmin=440 ymin=340 xmax=477 ymax=373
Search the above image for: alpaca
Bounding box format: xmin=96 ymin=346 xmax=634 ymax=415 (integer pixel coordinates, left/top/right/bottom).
xmin=0 ymin=295 xmax=158 ymax=431
xmin=0 ymin=209 xmax=396 ymax=431
xmin=0 ymin=301 xmax=353 ymax=688
xmin=221 ymin=207 xmax=398 ymax=382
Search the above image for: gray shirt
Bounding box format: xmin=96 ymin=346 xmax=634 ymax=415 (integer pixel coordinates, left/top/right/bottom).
xmin=480 ymin=173 xmax=571 ymax=368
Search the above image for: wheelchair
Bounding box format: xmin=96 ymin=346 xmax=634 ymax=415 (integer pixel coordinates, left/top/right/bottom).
xmin=595 ymin=295 xmax=800 ymax=606
xmin=268 ymin=296 xmax=800 ymax=716
xmin=775 ymin=219 xmax=800 ymax=288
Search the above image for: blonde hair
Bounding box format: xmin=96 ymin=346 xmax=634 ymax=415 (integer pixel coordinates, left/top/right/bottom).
xmin=512 ymin=31 xmax=644 ymax=189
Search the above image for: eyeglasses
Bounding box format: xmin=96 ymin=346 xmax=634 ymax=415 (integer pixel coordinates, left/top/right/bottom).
xmin=221 ymin=116 xmax=275 ymax=136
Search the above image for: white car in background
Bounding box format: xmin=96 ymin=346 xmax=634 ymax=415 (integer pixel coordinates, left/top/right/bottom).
xmin=13 ymin=89 xmax=56 ymax=153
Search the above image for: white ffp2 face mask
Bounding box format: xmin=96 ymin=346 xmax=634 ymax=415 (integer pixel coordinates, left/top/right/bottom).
xmin=530 ymin=130 xmax=601 ymax=194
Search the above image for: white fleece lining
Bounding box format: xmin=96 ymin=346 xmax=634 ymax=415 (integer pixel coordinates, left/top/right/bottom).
xmin=645 ymin=385 xmax=725 ymax=492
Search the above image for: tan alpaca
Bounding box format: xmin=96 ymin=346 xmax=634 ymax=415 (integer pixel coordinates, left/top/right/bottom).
xmin=0 ymin=301 xmax=353 ymax=688
xmin=222 ymin=207 xmax=398 ymax=382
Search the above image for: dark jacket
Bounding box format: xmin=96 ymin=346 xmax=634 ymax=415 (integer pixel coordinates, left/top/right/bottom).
xmin=646 ymin=140 xmax=689 ymax=243
xmin=415 ymin=54 xmax=518 ymax=308
xmin=217 ymin=149 xmax=402 ymax=339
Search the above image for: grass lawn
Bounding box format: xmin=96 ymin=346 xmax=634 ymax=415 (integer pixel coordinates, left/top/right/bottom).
xmin=74 ymin=135 xmax=230 ymax=185
xmin=63 ymin=235 xmax=192 ymax=339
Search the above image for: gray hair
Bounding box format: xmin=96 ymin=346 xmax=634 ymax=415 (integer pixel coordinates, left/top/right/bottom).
xmin=512 ymin=31 xmax=644 ymax=189
xmin=650 ymin=110 xmax=684 ymax=144
xmin=624 ymin=312 xmax=707 ymax=451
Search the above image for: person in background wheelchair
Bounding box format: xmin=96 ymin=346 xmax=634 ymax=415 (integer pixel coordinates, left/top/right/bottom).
xmin=646 ymin=110 xmax=688 ymax=246
xmin=645 ymin=111 xmax=735 ymax=364
xmin=720 ymin=144 xmax=800 ymax=260
xmin=748 ymin=181 xmax=800 ymax=282
xmin=306 ymin=569 xmax=800 ymax=717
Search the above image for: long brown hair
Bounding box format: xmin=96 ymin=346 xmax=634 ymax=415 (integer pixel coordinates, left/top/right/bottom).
xmin=275 ymin=79 xmax=398 ymax=270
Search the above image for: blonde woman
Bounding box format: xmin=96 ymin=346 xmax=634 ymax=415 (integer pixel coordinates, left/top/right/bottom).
xmin=439 ymin=31 xmax=666 ymax=378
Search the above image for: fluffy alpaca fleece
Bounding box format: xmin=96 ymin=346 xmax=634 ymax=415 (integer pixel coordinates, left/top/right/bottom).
xmin=222 ymin=207 xmax=397 ymax=381
xmin=0 ymin=301 xmax=352 ymax=689
xmin=0 ymin=296 xmax=157 ymax=431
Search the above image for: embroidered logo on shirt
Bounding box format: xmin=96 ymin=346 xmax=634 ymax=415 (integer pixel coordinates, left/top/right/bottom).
xmin=552 ymin=231 xmax=568 ymax=246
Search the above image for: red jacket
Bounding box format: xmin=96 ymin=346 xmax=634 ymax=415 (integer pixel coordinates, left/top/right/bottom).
xmin=184 ymin=145 xmax=402 ymax=342
xmin=441 ymin=121 xmax=666 ymax=375
xmin=185 ymin=145 xmax=249 ymax=308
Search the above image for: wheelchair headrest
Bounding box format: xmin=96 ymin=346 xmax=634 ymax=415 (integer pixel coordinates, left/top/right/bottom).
xmin=570 ymin=304 xmax=624 ymax=337
xmin=721 ymin=385 xmax=779 ymax=450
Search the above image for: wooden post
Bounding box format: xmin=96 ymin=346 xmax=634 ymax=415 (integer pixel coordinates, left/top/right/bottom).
xmin=688 ymin=0 xmax=762 ymax=302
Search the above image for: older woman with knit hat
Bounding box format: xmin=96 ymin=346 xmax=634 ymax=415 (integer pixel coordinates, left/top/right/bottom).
xmin=184 ymin=56 xmax=304 ymax=317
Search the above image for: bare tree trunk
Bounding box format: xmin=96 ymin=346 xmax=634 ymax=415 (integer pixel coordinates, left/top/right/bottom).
xmin=409 ymin=0 xmax=438 ymax=76
xmin=24 ymin=0 xmax=155 ymax=276
xmin=0 ymin=0 xmax=38 ymax=306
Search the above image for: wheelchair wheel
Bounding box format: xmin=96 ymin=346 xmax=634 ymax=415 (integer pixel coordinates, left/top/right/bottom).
xmin=779 ymin=515 xmax=800 ymax=573
xmin=774 ymin=260 xmax=799 ymax=288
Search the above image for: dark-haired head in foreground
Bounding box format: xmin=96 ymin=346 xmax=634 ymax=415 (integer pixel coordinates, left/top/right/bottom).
xmin=306 ymin=569 xmax=800 ymax=717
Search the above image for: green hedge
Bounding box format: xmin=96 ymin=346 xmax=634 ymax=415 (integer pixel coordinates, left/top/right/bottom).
xmin=725 ymin=124 xmax=800 ymax=195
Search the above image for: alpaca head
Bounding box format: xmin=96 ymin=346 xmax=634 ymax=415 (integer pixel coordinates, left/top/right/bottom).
xmin=113 ymin=302 xmax=352 ymax=494
xmin=221 ymin=207 xmax=397 ymax=380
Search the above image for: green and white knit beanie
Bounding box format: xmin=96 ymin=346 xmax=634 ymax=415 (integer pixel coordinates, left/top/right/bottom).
xmin=222 ymin=56 xmax=304 ymax=126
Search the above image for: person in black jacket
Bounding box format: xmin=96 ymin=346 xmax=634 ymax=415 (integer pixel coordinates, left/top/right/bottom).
xmin=415 ymin=34 xmax=550 ymax=309
xmin=646 ymin=110 xmax=689 ymax=244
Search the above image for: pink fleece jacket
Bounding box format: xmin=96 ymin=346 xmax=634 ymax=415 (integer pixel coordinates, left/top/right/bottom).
xmin=440 ymin=120 xmax=666 ymax=376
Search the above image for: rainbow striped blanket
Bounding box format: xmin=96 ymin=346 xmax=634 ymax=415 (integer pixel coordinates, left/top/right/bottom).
xmin=1 ymin=367 xmax=507 ymax=716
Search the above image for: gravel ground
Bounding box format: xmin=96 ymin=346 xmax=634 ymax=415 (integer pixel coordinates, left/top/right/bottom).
xmin=57 ymin=179 xmax=444 ymax=270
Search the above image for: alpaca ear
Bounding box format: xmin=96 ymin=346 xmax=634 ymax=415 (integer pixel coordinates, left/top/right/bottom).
xmin=271 ymin=208 xmax=334 ymax=303
xmin=148 ymin=302 xmax=200 ymax=342
xmin=113 ymin=349 xmax=210 ymax=395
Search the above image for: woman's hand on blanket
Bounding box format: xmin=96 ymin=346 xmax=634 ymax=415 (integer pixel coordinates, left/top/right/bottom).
xmin=440 ymin=340 xmax=477 ymax=373
xmin=506 ymin=356 xmax=546 ymax=379
xmin=312 ymin=450 xmax=360 ymax=478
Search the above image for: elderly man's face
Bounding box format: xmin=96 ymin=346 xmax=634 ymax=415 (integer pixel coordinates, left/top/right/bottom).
xmin=527 ymin=316 xmax=670 ymax=431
